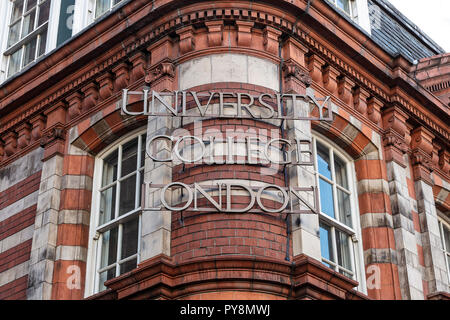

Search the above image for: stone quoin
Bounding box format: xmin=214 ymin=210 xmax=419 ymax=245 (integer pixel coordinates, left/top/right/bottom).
xmin=0 ymin=0 xmax=448 ymax=301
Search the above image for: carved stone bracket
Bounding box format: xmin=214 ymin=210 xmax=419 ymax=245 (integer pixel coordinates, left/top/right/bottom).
xmin=30 ymin=114 xmax=46 ymax=142
xmin=322 ymin=65 xmax=339 ymax=95
xmin=410 ymin=126 xmax=435 ymax=183
xmin=263 ymin=26 xmax=282 ymax=55
xmin=352 ymin=87 xmax=370 ymax=115
xmin=40 ymin=125 xmax=66 ymax=149
xmin=3 ymin=131 xmax=17 ymax=157
xmin=81 ymin=82 xmax=99 ymax=111
xmin=67 ymin=92 xmax=83 ymax=120
xmin=130 ymin=51 xmax=148 ymax=82
xmin=177 ymin=26 xmax=195 ymax=54
xmin=367 ymin=96 xmax=383 ymax=125
xmin=112 ymin=62 xmax=130 ymax=91
xmin=145 ymin=60 xmax=175 ymax=86
xmin=307 ymin=54 xmax=325 ymax=84
xmin=283 ymin=60 xmax=312 ymax=89
xmin=236 ymin=21 xmax=254 ymax=47
xmin=16 ymin=122 xmax=31 ymax=150
xmin=438 ymin=149 xmax=450 ymax=175
xmin=97 ymin=72 xmax=114 ymax=100
xmin=382 ymin=106 xmax=409 ymax=166
xmin=337 ymin=75 xmax=355 ymax=105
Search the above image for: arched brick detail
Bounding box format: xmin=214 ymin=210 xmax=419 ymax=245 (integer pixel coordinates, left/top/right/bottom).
xmin=71 ymin=102 xmax=147 ymax=155
xmin=313 ymin=113 xmax=401 ymax=300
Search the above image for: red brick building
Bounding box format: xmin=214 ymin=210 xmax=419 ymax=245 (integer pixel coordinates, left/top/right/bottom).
xmin=0 ymin=0 xmax=448 ymax=300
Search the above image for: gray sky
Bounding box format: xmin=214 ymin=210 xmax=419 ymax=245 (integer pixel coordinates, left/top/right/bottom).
xmin=388 ymin=0 xmax=450 ymax=52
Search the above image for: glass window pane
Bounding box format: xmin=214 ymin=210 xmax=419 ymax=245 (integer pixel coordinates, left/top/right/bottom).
xmin=320 ymin=223 xmax=334 ymax=263
xmin=26 ymin=0 xmax=37 ymax=11
xmin=337 ymin=0 xmax=350 ymax=14
xmin=21 ymin=9 xmax=36 ymax=38
xmin=140 ymin=135 xmax=146 ymax=168
xmin=7 ymin=49 xmax=22 ymax=77
xmin=121 ymin=218 xmax=139 ymax=259
xmin=120 ymin=258 xmax=137 ymax=274
xmin=23 ymin=37 xmax=37 ymax=67
xmin=121 ymin=138 xmax=138 ymax=177
xmin=100 ymin=185 xmax=116 ymax=225
xmin=337 ymin=189 xmax=352 ymax=227
xmin=317 ymin=142 xmax=332 ymax=180
xmin=11 ymin=0 xmax=24 ymax=23
xmin=102 ymin=150 xmax=118 ymax=186
xmin=38 ymin=30 xmax=47 ymax=56
xmin=119 ymin=174 xmax=137 ymax=215
xmin=37 ymin=0 xmax=50 ymax=26
xmin=113 ymin=0 xmax=123 ymax=5
xmin=98 ymin=267 xmax=116 ymax=291
xmin=334 ymin=155 xmax=348 ymax=189
xmin=336 ymin=230 xmax=352 ymax=272
xmin=100 ymin=227 xmax=118 ymax=268
xmin=95 ymin=0 xmax=110 ymax=18
xmin=319 ymin=178 xmax=335 ymax=218
xmin=8 ymin=21 xmax=21 ymax=47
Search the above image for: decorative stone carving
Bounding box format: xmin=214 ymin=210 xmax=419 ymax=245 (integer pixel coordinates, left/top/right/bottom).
xmin=145 ymin=60 xmax=175 ymax=85
xmin=439 ymin=149 xmax=450 ymax=174
xmin=67 ymin=92 xmax=83 ymax=120
xmin=16 ymin=123 xmax=31 ymax=149
xmin=337 ymin=75 xmax=355 ymax=104
xmin=410 ymin=126 xmax=435 ymax=183
xmin=130 ymin=51 xmax=148 ymax=82
xmin=352 ymin=87 xmax=369 ymax=115
xmin=40 ymin=125 xmax=66 ymax=148
xmin=367 ymin=97 xmax=383 ymax=125
xmin=322 ymin=65 xmax=339 ymax=94
xmin=3 ymin=131 xmax=17 ymax=157
xmin=263 ymin=26 xmax=282 ymax=55
xmin=205 ymin=21 xmax=224 ymax=47
xmin=236 ymin=21 xmax=254 ymax=47
xmin=382 ymin=106 xmax=409 ymax=166
xmin=30 ymin=114 xmax=46 ymax=142
xmin=112 ymin=62 xmax=130 ymax=91
xmin=282 ymin=61 xmax=312 ymax=87
xmin=307 ymin=54 xmax=325 ymax=84
xmin=97 ymin=72 xmax=114 ymax=100
xmin=177 ymin=26 xmax=195 ymax=54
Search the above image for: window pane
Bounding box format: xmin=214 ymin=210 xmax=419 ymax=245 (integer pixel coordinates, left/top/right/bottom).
xmin=100 ymin=227 xmax=118 ymax=268
xmin=334 ymin=155 xmax=348 ymax=189
xmin=319 ymin=178 xmax=335 ymax=218
xmin=98 ymin=267 xmax=116 ymax=291
xmin=443 ymin=224 xmax=450 ymax=252
xmin=8 ymin=21 xmax=21 ymax=47
xmin=320 ymin=223 xmax=334 ymax=263
xmin=121 ymin=218 xmax=139 ymax=259
xmin=21 ymin=9 xmax=36 ymax=38
xmin=141 ymin=135 xmax=146 ymax=168
xmin=26 ymin=0 xmax=37 ymax=11
xmin=100 ymin=185 xmax=116 ymax=225
xmin=119 ymin=174 xmax=137 ymax=215
xmin=317 ymin=142 xmax=332 ymax=180
xmin=113 ymin=0 xmax=123 ymax=5
xmin=11 ymin=0 xmax=24 ymax=23
xmin=23 ymin=37 xmax=37 ymax=67
xmin=37 ymin=0 xmax=50 ymax=26
xmin=121 ymin=138 xmax=138 ymax=177
xmin=38 ymin=30 xmax=47 ymax=56
xmin=7 ymin=49 xmax=22 ymax=77
xmin=336 ymin=230 xmax=352 ymax=273
xmin=95 ymin=0 xmax=110 ymax=18
xmin=102 ymin=150 xmax=118 ymax=186
xmin=337 ymin=0 xmax=350 ymax=14
xmin=120 ymin=258 xmax=137 ymax=274
xmin=337 ymin=189 xmax=352 ymax=227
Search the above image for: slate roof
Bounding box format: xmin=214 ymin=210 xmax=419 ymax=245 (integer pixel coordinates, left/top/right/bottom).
xmin=368 ymin=0 xmax=446 ymax=62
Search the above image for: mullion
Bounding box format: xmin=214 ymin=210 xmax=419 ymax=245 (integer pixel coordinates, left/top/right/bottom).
xmin=115 ymin=223 xmax=123 ymax=277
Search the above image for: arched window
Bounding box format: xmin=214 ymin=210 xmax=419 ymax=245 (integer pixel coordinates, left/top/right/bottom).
xmin=312 ymin=134 xmax=365 ymax=290
xmin=86 ymin=129 xmax=147 ymax=294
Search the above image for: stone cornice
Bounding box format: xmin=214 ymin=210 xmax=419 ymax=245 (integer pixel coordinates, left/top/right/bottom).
xmin=0 ymin=0 xmax=448 ymax=159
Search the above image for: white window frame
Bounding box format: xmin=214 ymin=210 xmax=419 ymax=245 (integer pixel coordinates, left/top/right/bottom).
xmin=313 ymin=133 xmax=366 ymax=293
xmin=85 ymin=128 xmax=146 ymax=297
xmin=326 ymin=0 xmax=372 ymax=35
xmin=437 ymin=215 xmax=450 ymax=285
xmin=0 ymin=0 xmax=61 ymax=82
